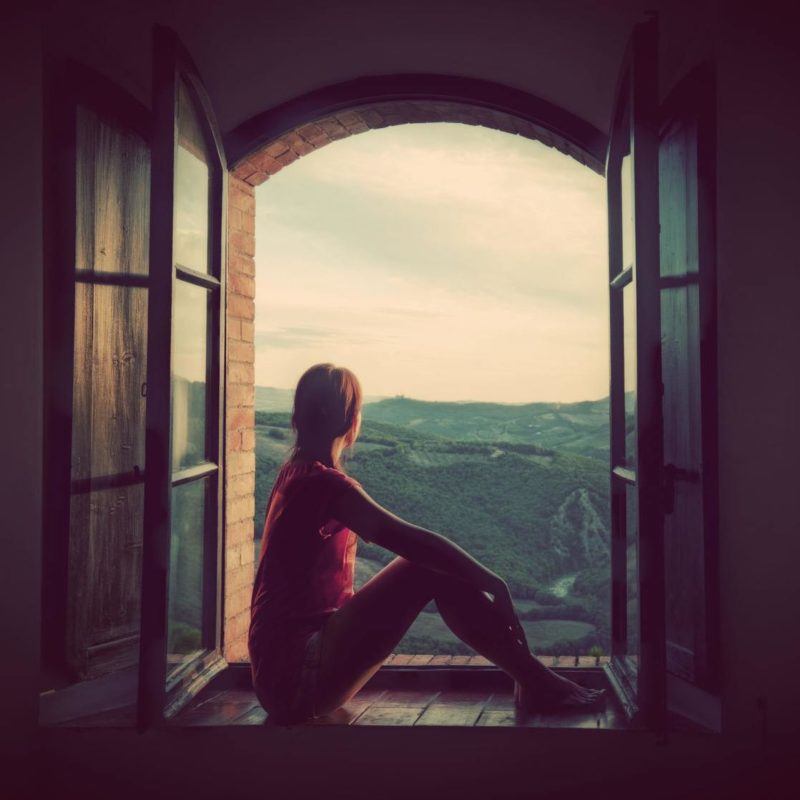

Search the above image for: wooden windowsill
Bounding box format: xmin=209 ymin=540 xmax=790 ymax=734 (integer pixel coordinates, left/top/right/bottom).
xmin=40 ymin=655 xmax=625 ymax=731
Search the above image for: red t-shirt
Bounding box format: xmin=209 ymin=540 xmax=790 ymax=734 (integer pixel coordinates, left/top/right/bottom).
xmin=248 ymin=458 xmax=365 ymax=697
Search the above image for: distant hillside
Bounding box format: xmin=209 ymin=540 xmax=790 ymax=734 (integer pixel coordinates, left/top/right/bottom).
xmin=254 ymin=411 xmax=611 ymax=653
xmin=361 ymin=396 xmax=613 ymax=462
xmin=256 ymin=387 xmax=618 ymax=461
xmin=255 ymin=385 xmax=386 ymax=413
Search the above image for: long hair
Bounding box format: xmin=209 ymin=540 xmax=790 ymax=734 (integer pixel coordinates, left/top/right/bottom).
xmin=288 ymin=363 xmax=362 ymax=470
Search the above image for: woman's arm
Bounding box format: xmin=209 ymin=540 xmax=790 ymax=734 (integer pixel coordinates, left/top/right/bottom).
xmin=329 ymin=484 xmax=503 ymax=595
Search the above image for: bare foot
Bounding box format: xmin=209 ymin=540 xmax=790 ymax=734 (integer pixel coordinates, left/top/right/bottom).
xmin=515 ymin=672 xmax=606 ymax=714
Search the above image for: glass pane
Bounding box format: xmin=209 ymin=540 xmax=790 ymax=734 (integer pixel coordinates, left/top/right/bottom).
xmin=168 ymin=478 xmax=208 ymax=671
xmin=75 ymin=105 xmax=150 ymax=275
xmin=171 ymin=280 xmax=209 ymax=471
xmin=620 ymin=153 xmax=634 ymax=270
xmin=625 ymin=483 xmax=639 ymax=674
xmin=623 ymin=279 xmax=637 ymax=467
xmin=174 ymin=79 xmax=210 ymax=273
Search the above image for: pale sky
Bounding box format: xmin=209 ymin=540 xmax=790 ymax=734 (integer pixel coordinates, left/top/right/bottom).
xmin=254 ymin=123 xmax=608 ymax=403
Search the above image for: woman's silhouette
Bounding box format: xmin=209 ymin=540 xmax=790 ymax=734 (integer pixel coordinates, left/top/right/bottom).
xmin=248 ymin=363 xmax=604 ymax=724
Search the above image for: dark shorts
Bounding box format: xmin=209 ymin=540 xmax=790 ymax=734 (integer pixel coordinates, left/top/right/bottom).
xmin=253 ymin=621 xmax=327 ymax=725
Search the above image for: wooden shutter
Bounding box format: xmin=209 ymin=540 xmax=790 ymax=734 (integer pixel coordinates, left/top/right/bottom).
xmin=659 ymin=65 xmax=720 ymax=725
xmin=43 ymin=63 xmax=151 ymax=686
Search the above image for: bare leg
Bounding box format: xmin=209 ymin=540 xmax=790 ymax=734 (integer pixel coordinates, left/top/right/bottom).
xmin=434 ymin=579 xmax=605 ymax=710
xmin=314 ymin=557 xmax=602 ymax=717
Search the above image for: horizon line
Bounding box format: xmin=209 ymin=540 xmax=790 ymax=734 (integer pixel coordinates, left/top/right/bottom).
xmin=255 ymin=384 xmax=614 ymax=406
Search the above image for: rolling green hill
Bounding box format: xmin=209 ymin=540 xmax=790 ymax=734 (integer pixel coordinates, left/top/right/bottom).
xmin=254 ymin=411 xmax=612 ymax=654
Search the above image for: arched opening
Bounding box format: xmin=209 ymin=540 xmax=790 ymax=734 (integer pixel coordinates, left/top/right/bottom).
xmin=224 ymin=83 xmax=611 ymax=665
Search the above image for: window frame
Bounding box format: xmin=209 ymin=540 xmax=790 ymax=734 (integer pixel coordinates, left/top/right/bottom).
xmin=138 ymin=25 xmax=228 ymax=729
xmin=605 ymin=15 xmax=667 ymax=730
xmin=41 ymin=57 xmax=153 ymax=686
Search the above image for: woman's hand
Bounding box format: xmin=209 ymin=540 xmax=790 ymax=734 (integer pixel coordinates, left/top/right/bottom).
xmin=484 ymin=576 xmax=529 ymax=649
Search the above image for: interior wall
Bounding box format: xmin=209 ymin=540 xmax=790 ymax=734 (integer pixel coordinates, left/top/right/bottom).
xmin=4 ymin=1 xmax=799 ymax=767
xmin=0 ymin=7 xmax=43 ymax=758
xmin=713 ymin=4 xmax=800 ymax=740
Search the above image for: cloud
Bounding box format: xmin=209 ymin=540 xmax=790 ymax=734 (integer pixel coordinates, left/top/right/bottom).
xmin=254 ymin=123 xmax=608 ymax=402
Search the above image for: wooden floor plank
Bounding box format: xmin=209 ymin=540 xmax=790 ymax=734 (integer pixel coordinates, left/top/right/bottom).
xmin=388 ymin=654 xmax=415 ymax=665
xmin=408 ymin=654 xmax=434 ymax=666
xmin=374 ymin=689 xmax=440 ymax=707
xmin=428 ymin=655 xmax=452 ymax=666
xmin=309 ymin=689 xmax=388 ymax=726
xmin=484 ymin=692 xmax=516 ymax=710
xmin=354 ymin=706 xmax=425 ymax=726
xmin=476 ymin=708 xmax=523 ymax=726
xmin=176 ymin=689 xmax=261 ymax=726
xmin=237 ymin=706 xmax=268 ymax=725
xmin=449 ymin=655 xmax=472 ymax=666
xmin=415 ymin=703 xmax=486 ymax=726
xmin=467 ymin=655 xmax=492 ymax=666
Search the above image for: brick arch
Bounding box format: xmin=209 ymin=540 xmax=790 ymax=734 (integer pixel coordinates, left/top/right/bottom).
xmin=222 ymin=89 xmax=606 ymax=662
xmin=231 ymin=98 xmax=605 ymax=188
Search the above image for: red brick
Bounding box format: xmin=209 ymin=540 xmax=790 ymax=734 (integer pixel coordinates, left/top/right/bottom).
xmin=226 ymin=318 xmax=242 ymax=341
xmin=249 ymin=150 xmax=283 ymax=176
xmin=228 ymin=207 xmax=243 ymax=233
xmin=239 ymin=541 xmax=255 ymax=567
xmin=359 ymin=107 xmax=387 ymax=129
xmin=264 ymin=139 xmax=290 ymax=158
xmin=240 ymin=320 xmax=254 ymax=342
xmin=228 ymin=494 xmax=255 ymax=524
xmin=229 ymin=229 xmax=255 ymax=257
xmin=227 ymin=470 xmax=255 ymax=498
xmin=229 ymin=272 xmax=255 ymax=298
xmin=335 ymin=109 xmax=364 ymax=128
xmin=227 ymin=407 xmax=255 ymax=431
xmin=296 ymin=122 xmax=328 ymax=147
xmin=230 ymin=430 xmax=254 ymax=453
xmin=227 ymin=294 xmax=255 ymax=322
xmin=231 ymin=159 xmax=259 ymax=181
xmin=244 ymin=171 xmax=269 ymax=187
xmin=230 ymin=207 xmax=255 ymax=236
xmin=274 ymin=148 xmax=298 ymax=168
xmin=226 ymin=450 xmax=255 ymax=477
xmin=228 ymin=360 xmax=254 ymax=387
xmin=226 ymin=607 xmax=252 ymax=640
xmin=224 ymin=638 xmax=249 ymax=663
xmin=228 ymin=339 xmax=255 ymax=363
xmin=229 ymin=182 xmax=255 ymax=213
xmin=341 ymin=120 xmax=368 ymax=135
xmin=317 ymin=116 xmax=348 ymax=140
xmin=226 ymin=585 xmax=253 ymax=617
xmin=240 ymin=428 xmax=256 ymax=451
xmin=240 ymin=212 xmax=255 ymax=236
xmin=227 ymin=382 xmax=254 ymax=409
xmin=229 ymin=253 xmax=255 ymax=277
xmin=282 ymin=131 xmax=315 ymax=156
xmin=225 ymin=518 xmax=254 ymax=546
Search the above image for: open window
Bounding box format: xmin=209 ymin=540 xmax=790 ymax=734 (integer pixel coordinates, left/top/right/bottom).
xmin=606 ymin=17 xmax=719 ymax=731
xmin=41 ymin=29 xmax=229 ymax=728
xmin=40 ymin=61 xmax=152 ymax=723
xmin=658 ymin=63 xmax=720 ymax=730
xmin=606 ymin=15 xmax=666 ymax=729
xmin=138 ymin=26 xmax=228 ymax=727
xmin=40 ymin=15 xmax=718 ymax=733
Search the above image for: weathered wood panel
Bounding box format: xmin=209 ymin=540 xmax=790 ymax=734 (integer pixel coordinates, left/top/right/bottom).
xmin=66 ymin=105 xmax=150 ymax=679
xmin=75 ymin=106 xmax=149 ymax=274
xmin=659 ymin=114 xmax=707 ymax=684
